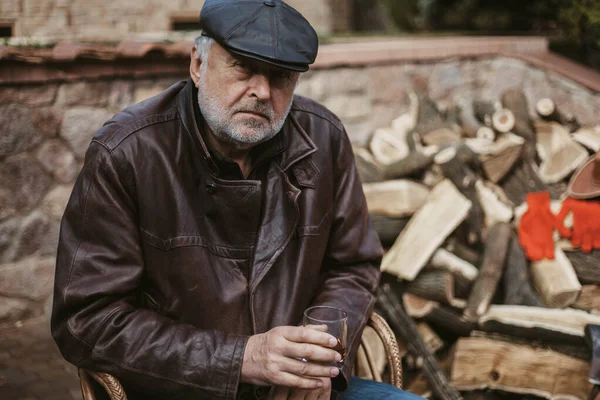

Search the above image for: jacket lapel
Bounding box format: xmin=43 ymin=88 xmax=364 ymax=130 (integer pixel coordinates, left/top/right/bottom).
xmin=249 ymin=111 xmax=318 ymax=294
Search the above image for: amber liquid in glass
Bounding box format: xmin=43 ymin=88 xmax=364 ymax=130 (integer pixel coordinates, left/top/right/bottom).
xmin=333 ymin=338 xmax=346 ymax=367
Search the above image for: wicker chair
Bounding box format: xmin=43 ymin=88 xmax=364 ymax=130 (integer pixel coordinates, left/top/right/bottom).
xmin=79 ymin=313 xmax=402 ymax=400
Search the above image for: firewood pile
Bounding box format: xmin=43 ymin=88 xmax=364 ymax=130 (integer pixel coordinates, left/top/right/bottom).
xmin=355 ymin=88 xmax=600 ymax=400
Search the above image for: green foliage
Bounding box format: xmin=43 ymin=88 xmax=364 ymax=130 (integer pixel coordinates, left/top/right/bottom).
xmin=380 ymin=0 xmax=421 ymax=32
xmin=558 ymin=0 xmax=600 ymax=46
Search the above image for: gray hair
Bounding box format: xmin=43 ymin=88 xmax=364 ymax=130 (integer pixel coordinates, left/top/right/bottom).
xmin=194 ymin=35 xmax=215 ymax=67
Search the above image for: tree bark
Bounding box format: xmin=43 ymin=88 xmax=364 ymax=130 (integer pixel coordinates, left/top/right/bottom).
xmin=463 ymin=223 xmax=512 ymax=321
xmin=502 ymin=234 xmax=545 ymax=307
xmin=383 ymin=151 xmax=434 ymax=180
xmin=501 ymin=89 xmax=536 ymax=162
xmin=403 ymin=293 xmax=475 ymax=337
xmin=369 ymin=215 xmax=409 ymax=247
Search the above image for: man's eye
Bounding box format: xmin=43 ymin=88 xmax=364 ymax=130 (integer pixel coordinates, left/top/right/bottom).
xmin=272 ymin=71 xmax=292 ymax=82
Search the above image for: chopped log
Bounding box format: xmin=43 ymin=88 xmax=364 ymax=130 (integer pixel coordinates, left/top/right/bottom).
xmin=479 ymin=305 xmax=600 ymax=344
xmin=363 ymin=180 xmax=430 ymax=218
xmin=369 ymin=215 xmax=409 ymax=247
xmin=572 ymin=126 xmax=600 ymax=152
xmin=530 ymin=247 xmax=582 ymax=308
xmin=378 ymin=285 xmax=464 ymax=400
xmin=585 ymin=325 xmax=600 ymax=386
xmin=405 ymin=270 xmax=467 ymax=309
xmin=464 ymin=223 xmax=512 ymax=321
xmin=500 ymin=160 xmax=548 ymax=207
xmin=473 ymin=100 xmax=498 ymax=127
xmin=396 ymin=322 xmax=445 ymax=359
xmin=451 ymin=337 xmax=593 ymax=400
xmin=422 ymin=127 xmax=462 ymax=147
xmin=567 ymin=251 xmax=600 ymax=284
xmin=354 ymin=148 xmax=384 ymax=183
xmin=444 ymin=237 xmax=482 ymax=267
xmin=491 ymin=109 xmax=516 ymax=134
xmin=459 ymin=98 xmax=494 ymax=139
xmin=381 ymin=179 xmax=471 ymax=281
xmin=434 ymin=147 xmax=484 ymax=246
xmin=502 ymin=234 xmax=545 ymax=307
xmin=536 ymin=98 xmax=581 ymax=133
xmin=391 ymin=92 xmax=419 ymax=139
xmin=454 ymin=143 xmax=486 ymax=176
xmin=501 ymin=89 xmax=536 ymax=161
xmin=429 ymin=248 xmax=479 ymax=282
xmin=403 ymin=293 xmax=475 ymax=337
xmin=414 ymin=94 xmax=449 ymax=137
xmin=474 ymin=180 xmax=514 ymax=230
xmin=405 ymin=371 xmax=433 ymax=399
xmin=465 ymin=133 xmax=524 ymax=183
xmin=573 ymin=285 xmax=600 ymax=312
xmin=369 ymin=127 xmax=411 ymax=166
xmin=422 ymin=167 xmax=445 ymax=188
xmin=534 ymin=121 xmax=589 ymax=184
xmin=383 ymin=151 xmax=434 ymax=180
xmin=470 ymin=330 xmax=589 ymax=361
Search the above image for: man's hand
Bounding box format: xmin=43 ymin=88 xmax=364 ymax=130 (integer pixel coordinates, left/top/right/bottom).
xmin=268 ymin=378 xmax=332 ymax=400
xmin=241 ymin=325 xmax=341 ymax=389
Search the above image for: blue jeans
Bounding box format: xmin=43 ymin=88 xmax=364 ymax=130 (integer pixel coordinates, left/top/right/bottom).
xmin=336 ymin=377 xmax=425 ymax=400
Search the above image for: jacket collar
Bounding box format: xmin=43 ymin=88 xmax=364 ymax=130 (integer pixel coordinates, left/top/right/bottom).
xmin=177 ymin=79 xmax=317 ymax=173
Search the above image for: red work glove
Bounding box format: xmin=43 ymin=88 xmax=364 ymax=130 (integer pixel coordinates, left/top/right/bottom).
xmin=556 ymin=198 xmax=600 ymax=253
xmin=518 ymin=191 xmax=557 ymax=261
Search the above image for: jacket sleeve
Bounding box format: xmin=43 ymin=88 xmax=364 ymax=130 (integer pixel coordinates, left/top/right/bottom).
xmin=51 ymin=141 xmax=247 ymax=400
xmin=309 ymin=127 xmax=383 ymax=392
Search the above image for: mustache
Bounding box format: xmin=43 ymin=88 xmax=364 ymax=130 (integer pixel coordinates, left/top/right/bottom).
xmin=233 ymin=101 xmax=274 ymax=120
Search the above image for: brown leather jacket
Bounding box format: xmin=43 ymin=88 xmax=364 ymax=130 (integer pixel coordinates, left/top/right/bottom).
xmin=51 ymin=79 xmax=382 ymax=400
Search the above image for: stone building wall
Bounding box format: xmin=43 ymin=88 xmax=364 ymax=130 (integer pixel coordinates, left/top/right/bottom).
xmin=0 ymin=0 xmax=337 ymax=39
xmin=1 ymin=55 xmax=599 ymax=322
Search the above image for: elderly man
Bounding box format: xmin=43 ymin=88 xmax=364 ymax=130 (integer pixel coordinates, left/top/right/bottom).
xmin=51 ymin=1 xmax=423 ymax=399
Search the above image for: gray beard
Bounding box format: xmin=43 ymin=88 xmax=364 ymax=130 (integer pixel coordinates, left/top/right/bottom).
xmin=197 ymin=73 xmax=293 ymax=150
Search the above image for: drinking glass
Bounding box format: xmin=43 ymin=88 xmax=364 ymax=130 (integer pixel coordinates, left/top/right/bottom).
xmin=303 ymin=306 xmax=347 ymax=368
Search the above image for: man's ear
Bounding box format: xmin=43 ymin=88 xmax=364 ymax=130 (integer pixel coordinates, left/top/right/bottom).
xmin=190 ymin=46 xmax=202 ymax=88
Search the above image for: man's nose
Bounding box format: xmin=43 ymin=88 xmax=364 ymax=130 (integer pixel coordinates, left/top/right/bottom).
xmin=248 ymin=73 xmax=271 ymax=101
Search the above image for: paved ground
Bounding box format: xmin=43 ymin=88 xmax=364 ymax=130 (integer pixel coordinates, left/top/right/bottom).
xmin=0 ymin=317 xmax=81 ymax=400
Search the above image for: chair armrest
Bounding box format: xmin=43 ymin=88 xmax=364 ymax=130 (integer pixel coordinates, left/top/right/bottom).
xmin=79 ymin=368 xmax=127 ymax=400
xmin=366 ymin=312 xmax=403 ymax=389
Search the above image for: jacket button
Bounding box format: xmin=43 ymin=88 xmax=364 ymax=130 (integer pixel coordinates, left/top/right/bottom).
xmin=206 ymin=183 xmax=217 ymax=194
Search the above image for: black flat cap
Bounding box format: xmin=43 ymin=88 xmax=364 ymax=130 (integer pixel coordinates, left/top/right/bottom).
xmin=199 ymin=0 xmax=319 ymax=72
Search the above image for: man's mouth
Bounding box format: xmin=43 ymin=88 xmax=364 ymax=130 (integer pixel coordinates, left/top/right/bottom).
xmin=238 ymin=110 xmax=269 ymax=120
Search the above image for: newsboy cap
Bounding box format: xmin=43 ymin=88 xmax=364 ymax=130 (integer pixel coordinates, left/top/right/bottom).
xmin=199 ymin=0 xmax=319 ymax=72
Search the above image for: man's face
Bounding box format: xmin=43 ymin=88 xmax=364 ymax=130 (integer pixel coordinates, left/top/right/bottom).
xmin=192 ymin=42 xmax=300 ymax=149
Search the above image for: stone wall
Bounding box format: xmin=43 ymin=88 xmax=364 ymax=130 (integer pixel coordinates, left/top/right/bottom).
xmin=1 ymin=0 xmax=336 ymax=39
xmin=0 ymin=55 xmax=599 ymax=322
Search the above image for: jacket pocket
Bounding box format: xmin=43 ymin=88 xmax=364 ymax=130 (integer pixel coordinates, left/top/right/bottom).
xmin=293 ymin=211 xmax=330 ymax=239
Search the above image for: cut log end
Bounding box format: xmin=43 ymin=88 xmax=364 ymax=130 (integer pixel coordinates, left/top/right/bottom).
xmin=434 ymin=147 xmax=457 ymax=165
xmin=536 ymin=98 xmax=555 ymax=117
xmin=492 ymin=109 xmax=515 ymax=133
xmin=475 ymin=127 xmax=495 ymax=141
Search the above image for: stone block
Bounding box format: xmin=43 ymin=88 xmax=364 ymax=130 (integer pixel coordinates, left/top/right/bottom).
xmin=41 ymin=185 xmax=74 ymax=221
xmin=0 ymin=154 xmax=53 ymax=221
xmin=308 ymin=68 xmax=368 ymax=102
xmin=108 ymin=80 xmax=135 ymax=112
xmin=428 ymin=61 xmax=465 ymax=102
xmin=133 ymin=80 xmax=177 ymax=104
xmin=0 ymin=296 xmax=30 ymax=323
xmin=403 ymin=63 xmax=434 ymax=92
xmin=0 ymin=105 xmax=43 ymax=158
xmin=3 ymin=211 xmax=58 ymax=263
xmin=572 ymin=93 xmax=599 ymax=126
xmin=343 ymin=121 xmax=372 ymax=146
xmin=55 ymin=81 xmax=110 ymax=107
xmin=36 ymin=139 xmax=79 ymax=184
xmin=0 ymin=218 xmax=18 ymax=258
xmin=60 ymin=107 xmax=112 ymax=159
xmin=34 ymin=108 xmax=63 ymax=138
xmin=478 ymin=57 xmax=529 ymax=101
xmin=0 ymin=85 xmax=58 ymax=106
xmin=323 ymin=93 xmax=371 ymax=122
xmin=0 ymin=256 xmax=55 ymax=301
xmin=368 ymin=65 xmax=411 ymax=105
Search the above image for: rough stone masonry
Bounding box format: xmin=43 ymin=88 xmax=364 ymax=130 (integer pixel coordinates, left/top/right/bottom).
xmin=0 ymin=56 xmax=599 ymax=323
